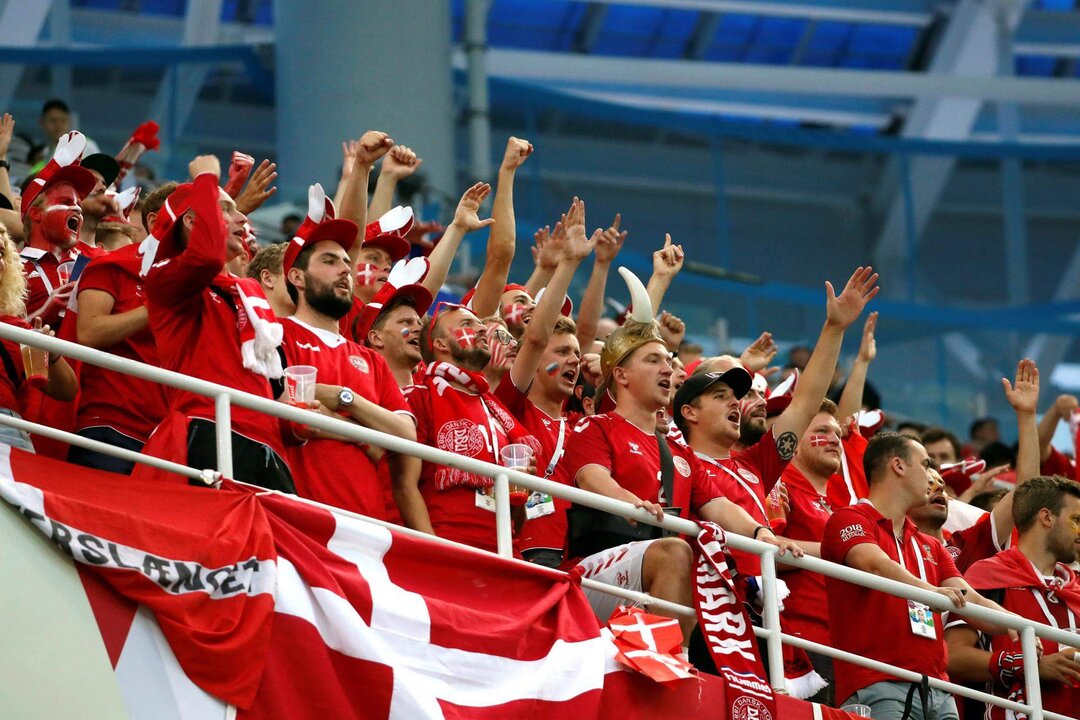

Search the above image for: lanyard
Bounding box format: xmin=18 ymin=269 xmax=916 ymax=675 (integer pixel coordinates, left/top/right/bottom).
xmin=31 ymin=260 xmax=54 ymax=295
xmin=544 ymin=417 xmax=566 ymax=479
xmin=713 ymin=460 xmax=768 ymax=520
xmin=1030 ymin=590 xmax=1077 ymax=631
xmin=477 ymin=398 xmax=502 ymax=462
xmin=895 ymin=536 xmax=928 ymax=582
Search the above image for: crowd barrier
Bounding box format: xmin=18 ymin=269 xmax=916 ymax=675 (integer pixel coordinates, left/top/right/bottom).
xmin=0 ymin=321 xmax=1077 ymax=720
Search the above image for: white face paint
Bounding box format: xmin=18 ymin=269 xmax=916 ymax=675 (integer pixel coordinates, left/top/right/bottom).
xmin=43 ymin=204 xmax=82 ymax=213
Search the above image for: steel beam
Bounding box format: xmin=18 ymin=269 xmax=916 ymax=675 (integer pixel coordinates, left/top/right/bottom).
xmin=583 ymin=0 xmax=934 ymax=26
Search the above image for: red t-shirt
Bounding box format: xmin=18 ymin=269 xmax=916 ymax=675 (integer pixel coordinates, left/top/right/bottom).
xmin=21 ymin=245 xmax=77 ymax=329
xmin=494 ymin=378 xmax=581 ymax=554
xmin=777 ymin=464 xmax=834 ymax=646
xmin=1041 ymin=446 xmax=1074 ymax=479
xmin=944 ymin=512 xmax=1009 ymax=575
xmin=560 ymin=412 xmax=720 ymax=528
xmin=282 ymin=317 xmax=413 ymax=519
xmin=822 ymin=500 xmax=962 ymax=704
xmin=145 ymin=173 xmax=286 ymax=458
xmin=405 ymin=380 xmax=529 ymax=554
xmin=338 ymin=295 xmax=365 ymax=343
xmin=0 ymin=316 xmax=31 ymax=413
xmin=74 ymin=245 xmax=168 ymax=442
xmin=697 ymin=429 xmax=790 ymax=575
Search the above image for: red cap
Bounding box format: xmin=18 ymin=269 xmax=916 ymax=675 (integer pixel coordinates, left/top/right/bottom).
xmin=461 ymin=283 xmax=531 ymax=310
xmin=534 ymin=286 xmax=574 ymax=317
xmin=363 ymin=206 xmax=413 ymax=263
xmin=353 ymin=257 xmax=433 ymax=341
xmin=21 ymin=131 xmax=96 ymax=219
xmin=282 ymin=218 xmax=359 ymax=275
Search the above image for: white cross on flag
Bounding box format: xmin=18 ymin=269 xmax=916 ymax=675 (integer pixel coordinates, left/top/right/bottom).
xmin=606 ymin=607 xmax=694 ymax=683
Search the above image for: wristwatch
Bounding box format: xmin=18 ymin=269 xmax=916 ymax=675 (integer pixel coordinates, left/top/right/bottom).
xmin=337 ymin=387 xmax=355 ymax=410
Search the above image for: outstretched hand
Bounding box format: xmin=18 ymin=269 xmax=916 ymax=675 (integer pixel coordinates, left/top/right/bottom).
xmin=652 ymin=234 xmax=684 ymax=281
xmin=825 ymin=266 xmax=880 ymax=330
xmin=561 ymin=197 xmax=597 ymax=263
xmin=452 ymin=182 xmax=495 ymax=233
xmin=740 ymin=331 xmax=778 ymax=373
xmin=857 ymin=311 xmax=878 ymax=363
xmin=1002 ymin=358 xmax=1039 ymax=415
xmin=234 ymin=159 xmax=277 ymax=214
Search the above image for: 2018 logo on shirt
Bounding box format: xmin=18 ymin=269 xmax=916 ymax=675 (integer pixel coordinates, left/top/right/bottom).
xmin=673 ymin=456 xmax=692 ymax=477
xmin=839 ymin=524 xmax=866 ymax=542
xmin=436 ymin=420 xmax=485 ymax=457
xmin=349 ymin=355 xmax=369 ymax=373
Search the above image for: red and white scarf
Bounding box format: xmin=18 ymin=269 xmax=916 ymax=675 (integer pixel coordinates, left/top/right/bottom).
xmin=694 ymin=522 xmax=778 ymax=719
xmin=213 ymin=275 xmax=283 ymax=380
xmin=423 ymin=361 xmax=537 ymax=490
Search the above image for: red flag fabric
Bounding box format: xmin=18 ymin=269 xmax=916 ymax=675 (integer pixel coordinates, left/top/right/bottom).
xmin=606 ymin=606 xmax=694 ymax=683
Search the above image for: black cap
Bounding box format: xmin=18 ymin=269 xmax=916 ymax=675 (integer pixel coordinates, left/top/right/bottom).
xmin=673 ymin=366 xmax=753 ymax=434
xmin=80 ymin=153 xmax=120 ymax=187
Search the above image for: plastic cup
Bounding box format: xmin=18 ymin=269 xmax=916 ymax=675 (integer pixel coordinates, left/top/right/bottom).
xmin=500 ymin=443 xmax=533 ymax=506
xmin=283 ymin=365 xmax=317 ymax=408
xmin=840 ymin=704 xmax=872 ymax=718
xmin=56 ymin=261 xmax=75 ymax=286
xmin=20 ymin=344 xmax=49 ymax=390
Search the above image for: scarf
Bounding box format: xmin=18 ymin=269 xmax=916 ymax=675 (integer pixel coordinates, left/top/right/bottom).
xmin=694 ymin=521 xmax=777 ymax=719
xmin=966 ymin=545 xmax=1080 ymax=610
xmin=212 ymin=274 xmax=283 ymax=381
xmin=423 ymin=361 xmax=537 ymax=490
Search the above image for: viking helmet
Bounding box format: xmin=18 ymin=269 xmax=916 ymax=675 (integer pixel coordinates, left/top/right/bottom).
xmin=599 ymin=267 xmax=665 ymax=391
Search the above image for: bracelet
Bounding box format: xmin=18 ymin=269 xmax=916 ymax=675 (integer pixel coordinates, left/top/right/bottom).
xmin=753 ymin=525 xmax=771 ymax=540
xmin=0 ymin=159 xmax=9 ymax=171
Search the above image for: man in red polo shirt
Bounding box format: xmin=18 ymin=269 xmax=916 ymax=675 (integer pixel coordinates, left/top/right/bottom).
xmin=945 ymin=476 xmax=1080 ymax=720
xmin=822 ymin=432 xmax=1013 ymax=719
xmin=280 ymin=216 xmax=417 ymax=519
xmin=20 ymin=131 xmax=97 ymax=328
xmin=493 ymin=196 xmax=595 ymax=568
xmin=678 ymin=266 xmax=880 ymax=581
xmin=140 ymin=154 xmax=293 ymax=491
xmin=401 ymin=303 xmax=539 ymax=553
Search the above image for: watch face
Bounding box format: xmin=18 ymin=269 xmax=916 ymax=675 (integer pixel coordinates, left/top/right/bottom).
xmin=340 ymin=389 xmax=354 ymax=406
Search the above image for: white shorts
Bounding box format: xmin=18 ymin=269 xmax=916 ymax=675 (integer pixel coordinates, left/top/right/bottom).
xmin=575 ymin=539 xmax=657 ymax=623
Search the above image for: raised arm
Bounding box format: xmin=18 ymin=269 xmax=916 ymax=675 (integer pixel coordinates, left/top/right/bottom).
xmin=992 ymin=359 xmax=1041 ymax=540
xmin=510 ymin=197 xmax=596 ymax=390
xmin=340 ymin=131 xmax=394 ymax=268
xmin=837 ymin=311 xmax=878 ymax=419
xmin=739 ymin=331 xmax=778 ymax=375
xmin=772 ymin=267 xmax=879 ymax=448
xmin=368 ymin=145 xmax=421 ymax=219
xmin=575 ymin=214 xmax=625 ymax=350
xmin=645 ymin=234 xmax=684 ymax=313
xmin=470 ymin=137 xmax=533 ymax=318
xmin=422 ymin=182 xmax=494 ymax=297
xmin=1037 ymin=394 xmax=1076 ymax=462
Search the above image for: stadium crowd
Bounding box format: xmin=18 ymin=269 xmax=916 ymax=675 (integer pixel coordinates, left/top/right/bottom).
xmin=0 ymin=99 xmax=1077 ymax=720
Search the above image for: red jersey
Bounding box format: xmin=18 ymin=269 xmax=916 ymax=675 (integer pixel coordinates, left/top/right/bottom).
xmin=560 ymin=412 xmax=720 ymax=524
xmin=494 ymin=378 xmax=581 ymax=554
xmin=281 ymin=317 xmax=412 ymax=519
xmin=777 ymin=464 xmax=834 ymax=646
xmin=697 ymin=428 xmax=790 ymax=575
xmin=0 ymin=316 xmax=32 ymax=413
xmin=75 ymin=241 xmax=107 ymax=260
xmin=1041 ymin=446 xmax=1074 ymax=479
xmin=21 ymin=245 xmax=77 ymax=328
xmin=944 ymin=512 xmax=1009 ymax=575
xmin=338 ymin=295 xmax=365 ymax=343
xmin=144 ymin=173 xmax=286 ymax=458
xmin=822 ymin=500 xmax=961 ymax=704
xmin=74 ymin=244 xmax=168 ymax=442
xmin=405 ymin=375 xmax=536 ymax=554
xmin=953 ymin=546 xmax=1080 ymax=719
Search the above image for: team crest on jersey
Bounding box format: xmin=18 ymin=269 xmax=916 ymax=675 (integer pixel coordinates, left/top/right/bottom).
xmin=436 ymin=419 xmax=485 ymax=457
xmin=946 ymin=545 xmax=961 ymax=560
xmin=673 ymin=456 xmax=691 ymax=477
xmin=731 ymin=696 xmax=773 ymax=720
xmin=349 ymin=355 xmax=369 ymax=373
xmin=738 ymin=468 xmax=760 ymax=484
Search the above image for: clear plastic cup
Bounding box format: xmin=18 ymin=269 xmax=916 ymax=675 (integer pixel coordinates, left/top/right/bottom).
xmin=500 ymin=443 xmax=533 ymax=506
xmin=840 ymin=704 xmax=872 ymax=718
xmin=283 ymin=365 xmax=317 ymax=408
xmin=20 ymin=344 xmax=49 ymax=390
xmin=56 ymin=261 xmax=75 ymax=286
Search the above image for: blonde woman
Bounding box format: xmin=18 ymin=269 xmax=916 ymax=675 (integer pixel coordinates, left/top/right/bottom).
xmin=0 ymin=223 xmax=77 ymax=452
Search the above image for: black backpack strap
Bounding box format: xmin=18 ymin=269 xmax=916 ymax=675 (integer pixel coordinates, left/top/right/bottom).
xmin=655 ymin=430 xmax=675 ymax=507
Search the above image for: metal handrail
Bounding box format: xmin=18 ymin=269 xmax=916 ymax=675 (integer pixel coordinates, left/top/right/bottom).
xmin=2 ymin=321 xmax=1078 ymax=719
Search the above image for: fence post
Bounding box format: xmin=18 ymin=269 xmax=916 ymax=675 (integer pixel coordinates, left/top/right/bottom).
xmin=759 ymin=550 xmax=787 ymax=694
xmin=1020 ymin=625 xmax=1044 ymax=720
xmin=214 ymin=393 xmax=233 ymax=479
xmin=494 ymin=473 xmax=512 ymax=558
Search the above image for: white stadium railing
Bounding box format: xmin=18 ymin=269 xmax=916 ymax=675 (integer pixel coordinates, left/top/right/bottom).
xmin=0 ymin=321 xmax=1077 ymax=720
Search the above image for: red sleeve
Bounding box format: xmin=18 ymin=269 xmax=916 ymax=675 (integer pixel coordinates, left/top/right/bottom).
xmin=373 ymin=354 xmax=410 ymax=416
xmin=76 ymin=259 xmax=120 ymax=299
xmin=493 ymin=375 xmax=528 ymax=421
xmin=404 ymin=385 xmax=431 ymax=444
xmin=561 ymin=417 xmax=614 ymax=486
xmin=146 ymin=173 xmax=226 ymax=306
xmin=821 ymin=507 xmax=876 ymax=565
xmin=933 ymin=537 xmax=962 ymax=582
xmin=739 ymin=428 xmax=791 ymax=492
xmin=1041 ymin=446 xmax=1074 ymax=478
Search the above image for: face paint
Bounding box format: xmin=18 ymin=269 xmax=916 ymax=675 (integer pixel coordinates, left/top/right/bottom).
xmin=808 ymin=434 xmax=837 ymax=447
xmin=41 ymin=203 xmax=82 ymax=246
xmin=452 ymin=326 xmax=478 ymax=350
xmin=355 ymin=263 xmax=380 ymax=287
xmin=502 ymin=302 xmax=528 ymax=326
xmin=486 ymin=324 xmax=515 ymax=370
xmin=400 ymin=326 xmax=412 ymax=337
xmin=545 ymin=361 xmax=560 ymax=375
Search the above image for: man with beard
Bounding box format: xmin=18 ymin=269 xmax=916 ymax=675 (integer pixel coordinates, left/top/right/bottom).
xmin=493 ymin=196 xmax=595 ymax=568
xmin=20 ymin=131 xmax=97 ymax=328
xmin=678 ymin=267 xmax=879 ymax=580
xmin=247 ymin=242 xmax=294 ymax=317
xmin=946 ymin=475 xmax=1080 ymax=719
xmin=280 ymin=219 xmax=417 ymax=519
xmin=401 ymin=303 xmax=539 ymax=553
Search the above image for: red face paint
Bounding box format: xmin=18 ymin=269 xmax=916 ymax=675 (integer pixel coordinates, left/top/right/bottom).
xmin=502 ymin=302 xmax=528 ymax=326
xmin=808 ymin=434 xmax=837 ymax=447
xmin=485 ymin=325 xmax=515 ymax=369
xmin=452 ymin=326 xmax=478 ymax=350
xmin=355 ymin=263 xmax=381 ymax=287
